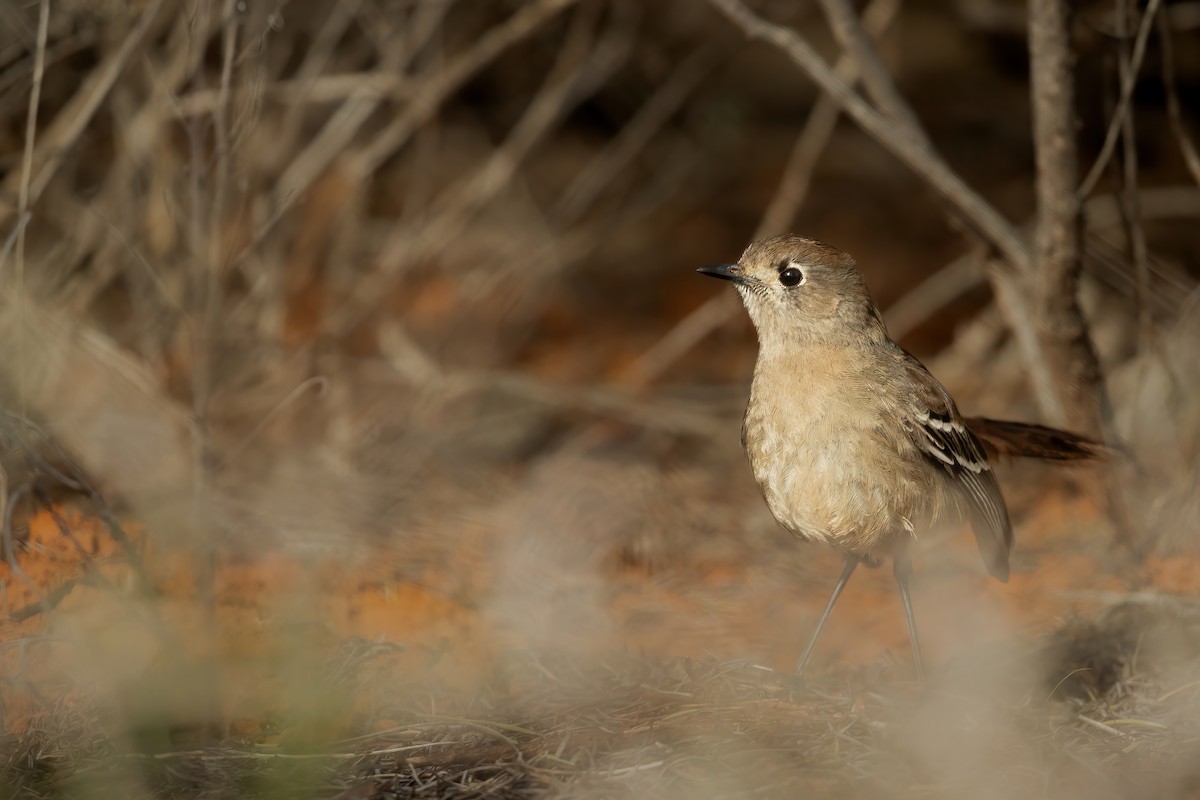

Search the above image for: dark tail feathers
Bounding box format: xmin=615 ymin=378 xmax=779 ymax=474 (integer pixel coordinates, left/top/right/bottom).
xmin=964 ymin=417 xmax=1118 ymax=462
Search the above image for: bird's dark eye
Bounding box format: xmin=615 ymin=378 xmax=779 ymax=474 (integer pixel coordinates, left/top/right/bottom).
xmin=779 ymin=266 xmax=803 ymax=287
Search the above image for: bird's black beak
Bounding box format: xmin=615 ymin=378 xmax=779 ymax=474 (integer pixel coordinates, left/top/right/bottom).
xmin=697 ymin=263 xmax=746 ymax=285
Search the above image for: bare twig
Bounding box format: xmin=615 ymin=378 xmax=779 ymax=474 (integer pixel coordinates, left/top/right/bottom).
xmin=227 ymin=4 xmax=442 ymax=297
xmin=816 ymin=0 xmax=923 ymax=135
xmin=0 ymin=0 xmax=167 ymax=220
xmin=705 ymin=0 xmax=1031 ymax=270
xmin=558 ymin=47 xmax=718 ymax=222
xmin=0 ymin=410 xmax=156 ymax=594
xmin=2 ymin=483 xmax=37 ymax=593
xmin=759 ymin=0 xmax=904 ymax=240
xmin=1157 ymin=7 xmax=1200 ymax=186
xmin=330 ymin=5 xmax=628 ymax=337
xmin=884 ymin=246 xmax=987 ymax=340
xmin=209 ymin=0 xmax=239 ymax=270
xmin=374 ymin=319 xmax=723 ymax=438
xmin=39 ymin=497 xmax=127 ymax=599
xmin=183 ymin=0 xmax=219 ymax=670
xmin=15 ymin=0 xmax=47 ymax=252
xmin=1076 ymin=0 xmax=1162 ymax=200
xmin=277 ymin=0 xmax=366 ymax=143
xmin=224 ymin=0 xmax=567 ymax=283
xmin=176 ymin=71 xmax=412 ymax=117
xmin=621 ymin=296 xmax=739 ymax=389
xmin=886 ymin=187 xmax=1200 ymax=340
xmin=218 ymin=376 xmax=330 ymax=468
xmin=14 ymin=0 xmax=48 ymax=413
xmin=1115 ymin=0 xmax=1153 ymax=351
xmin=8 ymin=577 xmax=79 ymax=622
xmin=627 ymin=0 xmax=902 ymax=387
xmin=271 ymin=39 xmax=410 ymax=213
xmin=354 ymin=0 xmax=582 ymax=177
xmin=0 ymin=212 xmax=31 ymax=279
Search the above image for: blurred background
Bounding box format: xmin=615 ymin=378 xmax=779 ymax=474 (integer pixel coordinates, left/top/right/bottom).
xmin=1 ymin=0 xmax=1199 ymax=797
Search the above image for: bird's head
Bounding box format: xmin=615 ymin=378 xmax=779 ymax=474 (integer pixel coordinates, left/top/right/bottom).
xmin=698 ymin=234 xmax=886 ymax=347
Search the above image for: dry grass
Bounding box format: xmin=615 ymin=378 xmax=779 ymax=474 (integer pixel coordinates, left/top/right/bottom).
xmin=4 ymin=603 xmax=1200 ymax=800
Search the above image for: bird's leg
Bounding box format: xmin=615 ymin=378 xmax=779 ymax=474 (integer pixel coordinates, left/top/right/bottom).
xmin=892 ymin=549 xmax=925 ymax=680
xmin=795 ymin=555 xmax=859 ymax=677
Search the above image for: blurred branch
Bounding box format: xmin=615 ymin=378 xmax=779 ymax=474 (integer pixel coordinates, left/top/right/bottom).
xmin=440 ymin=3 xmax=618 ymax=216
xmin=1157 ymin=8 xmax=1200 ymax=186
xmin=621 ymin=293 xmax=736 ymax=389
xmin=1026 ymin=0 xmax=1137 ymax=550
xmin=376 ymin=314 xmax=722 ymax=438
xmin=231 ymin=0 xmax=575 ymax=287
xmin=378 ymin=346 xmax=724 ymax=439
xmin=0 ymin=212 xmax=30 ymax=278
xmin=759 ymin=0 xmax=903 ymax=239
xmin=8 ymin=577 xmax=79 ymax=622
xmin=330 ymin=4 xmax=629 ymax=337
xmin=884 ymin=187 xmax=1200 ymax=339
xmin=354 ymin=0 xmax=582 ymax=177
xmin=176 ymin=72 xmax=413 ymax=117
xmin=277 ymin=0 xmax=366 ymax=143
xmin=1 ymin=483 xmax=37 ymax=594
xmin=221 ymin=9 xmax=445 ymax=284
xmin=816 ymin=0 xmax=922 ymax=133
xmin=884 ymin=246 xmax=987 ymax=340
xmin=477 ymin=371 xmax=722 ymax=438
xmin=271 ymin=41 xmax=412 ymax=218
xmin=14 ymin=0 xmax=47 ymax=258
xmin=1115 ymin=0 xmax=1153 ymax=351
xmin=558 ymin=47 xmax=718 ymax=222
xmin=217 ymin=377 xmax=329 ymax=470
xmin=626 ymin=0 xmax=902 ymax=387
xmin=705 ymin=0 xmax=1031 ymax=269
xmin=1077 ymin=190 xmax=1200 ymax=307
xmin=1076 ymin=0 xmax=1162 ymax=200
xmin=13 ymin=0 xmax=48 ymax=415
xmin=0 ymin=0 xmax=167 ymax=221
xmin=273 ymin=3 xmax=453 ymax=206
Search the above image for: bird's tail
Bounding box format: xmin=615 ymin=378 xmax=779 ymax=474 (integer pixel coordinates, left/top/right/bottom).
xmin=964 ymin=417 xmax=1118 ymax=462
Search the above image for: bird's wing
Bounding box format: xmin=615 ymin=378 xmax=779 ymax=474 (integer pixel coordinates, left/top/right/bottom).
xmin=898 ymin=352 xmax=1013 ymax=581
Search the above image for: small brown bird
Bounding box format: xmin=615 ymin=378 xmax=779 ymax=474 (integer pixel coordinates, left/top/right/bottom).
xmin=699 ymin=234 xmax=1105 ymax=678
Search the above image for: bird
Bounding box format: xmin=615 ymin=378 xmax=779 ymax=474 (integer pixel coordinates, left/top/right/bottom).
xmin=698 ymin=234 xmax=1107 ymax=679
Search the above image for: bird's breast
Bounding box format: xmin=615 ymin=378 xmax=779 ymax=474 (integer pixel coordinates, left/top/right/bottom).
xmin=741 ymin=350 xmax=936 ymax=554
